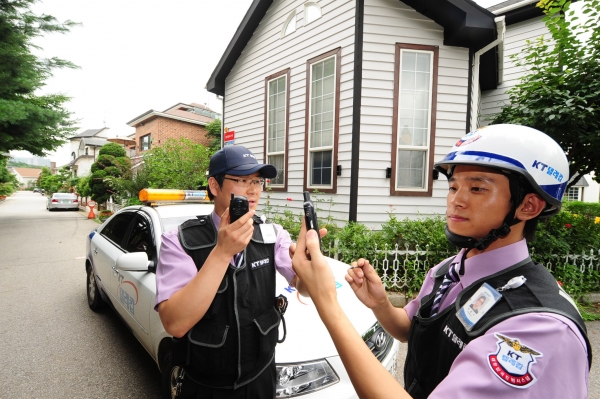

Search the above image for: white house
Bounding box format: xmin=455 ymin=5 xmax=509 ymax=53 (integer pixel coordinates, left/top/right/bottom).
xmin=206 ymin=0 xmax=583 ymax=227
xmin=67 ymin=128 xmax=111 ymax=177
xmin=10 ymin=167 xmax=41 ymax=187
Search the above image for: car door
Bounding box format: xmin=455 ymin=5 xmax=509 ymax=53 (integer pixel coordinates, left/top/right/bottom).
xmin=112 ymin=212 xmax=156 ymax=349
xmin=91 ymin=212 xmax=136 ymax=305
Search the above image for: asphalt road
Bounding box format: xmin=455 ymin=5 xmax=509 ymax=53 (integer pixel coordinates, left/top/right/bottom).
xmin=1 ymin=191 xmax=599 ymax=398
xmin=0 ymin=192 xmax=162 ymax=398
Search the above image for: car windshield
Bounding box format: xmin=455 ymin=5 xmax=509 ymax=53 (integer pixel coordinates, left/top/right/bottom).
xmin=53 ymin=194 xmax=76 ymax=199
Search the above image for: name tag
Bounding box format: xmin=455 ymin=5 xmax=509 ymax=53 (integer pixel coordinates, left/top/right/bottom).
xmin=259 ymin=223 xmax=277 ymax=244
xmin=457 ymin=283 xmax=502 ymax=331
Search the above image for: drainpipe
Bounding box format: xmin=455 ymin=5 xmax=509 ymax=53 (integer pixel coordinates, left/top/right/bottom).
xmin=469 ymin=16 xmax=505 ymax=132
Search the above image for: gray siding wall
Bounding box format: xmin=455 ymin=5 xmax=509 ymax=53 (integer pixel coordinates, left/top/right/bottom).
xmin=223 ymin=0 xmax=471 ymax=228
xmin=358 ymin=0 xmax=470 ymax=227
xmin=479 ymin=16 xmax=548 ymax=124
xmin=224 ymin=0 xmax=356 ymax=223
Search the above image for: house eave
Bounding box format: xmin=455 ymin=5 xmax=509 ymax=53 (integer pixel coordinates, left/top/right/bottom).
xmin=206 ymin=0 xmax=500 ymax=95
xmin=126 ymin=111 xmax=209 ymax=128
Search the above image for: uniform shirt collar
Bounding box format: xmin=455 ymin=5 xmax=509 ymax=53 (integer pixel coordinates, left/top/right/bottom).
xmin=457 ymin=239 xmax=530 ymax=288
xmin=211 ymin=210 xmax=220 ymax=227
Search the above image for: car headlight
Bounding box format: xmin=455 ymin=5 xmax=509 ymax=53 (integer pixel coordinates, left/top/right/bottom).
xmin=276 ymin=360 xmax=339 ymax=397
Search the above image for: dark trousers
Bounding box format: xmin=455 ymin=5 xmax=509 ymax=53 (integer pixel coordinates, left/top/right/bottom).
xmin=180 ymin=361 xmax=276 ymax=399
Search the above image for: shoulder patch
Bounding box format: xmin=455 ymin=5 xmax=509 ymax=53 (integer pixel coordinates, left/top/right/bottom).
xmin=488 ymin=333 xmax=543 ymax=388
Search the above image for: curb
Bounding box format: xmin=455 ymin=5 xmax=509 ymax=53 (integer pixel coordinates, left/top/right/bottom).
xmin=387 ymin=292 xmax=408 ymax=308
xmin=582 ymin=293 xmax=600 ymax=305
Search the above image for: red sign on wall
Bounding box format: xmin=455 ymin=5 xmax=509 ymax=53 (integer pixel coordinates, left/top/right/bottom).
xmin=224 ymin=131 xmax=235 ymax=142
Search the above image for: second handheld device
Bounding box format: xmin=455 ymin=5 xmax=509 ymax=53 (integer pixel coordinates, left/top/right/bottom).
xmin=303 ymin=191 xmax=322 ymax=250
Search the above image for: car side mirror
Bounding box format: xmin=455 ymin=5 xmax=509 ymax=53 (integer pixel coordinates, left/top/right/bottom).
xmin=116 ymin=252 xmax=150 ymax=272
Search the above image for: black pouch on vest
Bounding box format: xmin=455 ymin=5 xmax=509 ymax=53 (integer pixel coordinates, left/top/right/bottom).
xmin=172 ymin=336 xmax=189 ymax=367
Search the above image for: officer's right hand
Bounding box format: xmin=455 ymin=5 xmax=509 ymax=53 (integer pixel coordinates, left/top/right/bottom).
xmin=346 ymin=258 xmax=388 ymax=310
xmin=216 ymin=208 xmax=255 ymax=257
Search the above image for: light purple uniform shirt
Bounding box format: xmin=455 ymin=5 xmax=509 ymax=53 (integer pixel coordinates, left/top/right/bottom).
xmin=403 ymin=239 xmax=589 ymax=398
xmin=154 ymin=211 xmax=296 ymax=310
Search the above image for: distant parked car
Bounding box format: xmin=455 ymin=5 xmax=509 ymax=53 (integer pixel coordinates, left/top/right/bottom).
xmin=47 ymin=193 xmax=79 ymax=211
xmin=33 ymin=188 xmax=40 ymax=193
xmin=40 ymin=189 xmax=45 ymax=195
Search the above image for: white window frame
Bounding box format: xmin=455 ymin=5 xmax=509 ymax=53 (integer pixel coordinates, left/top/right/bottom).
xmin=564 ymin=186 xmax=581 ymax=201
xmin=395 ymin=49 xmax=434 ymax=192
xmin=265 ymin=71 xmax=288 ymax=189
xmin=282 ymin=11 xmax=296 ymax=37
xmin=304 ymin=2 xmax=322 ymax=25
xmin=306 ymin=53 xmax=337 ymax=191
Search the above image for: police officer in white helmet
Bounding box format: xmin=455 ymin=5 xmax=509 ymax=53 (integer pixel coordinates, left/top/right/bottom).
xmin=292 ymin=124 xmax=591 ymax=399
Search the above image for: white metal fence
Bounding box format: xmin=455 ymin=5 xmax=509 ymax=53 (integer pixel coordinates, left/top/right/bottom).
xmin=324 ymin=242 xmax=600 ymax=293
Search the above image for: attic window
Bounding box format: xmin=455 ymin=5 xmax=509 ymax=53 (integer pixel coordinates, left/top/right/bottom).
xmin=282 ymin=11 xmax=296 ymax=37
xmin=304 ymin=2 xmax=321 ymax=25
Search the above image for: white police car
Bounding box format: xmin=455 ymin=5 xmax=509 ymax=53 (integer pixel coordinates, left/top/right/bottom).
xmin=85 ymin=189 xmax=399 ymax=398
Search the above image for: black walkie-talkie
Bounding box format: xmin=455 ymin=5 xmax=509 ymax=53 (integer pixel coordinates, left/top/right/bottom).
xmin=230 ymin=193 xmax=249 ymax=223
xmin=303 ymin=191 xmax=322 ymax=250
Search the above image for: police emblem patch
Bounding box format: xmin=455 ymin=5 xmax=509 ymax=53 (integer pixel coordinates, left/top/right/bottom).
xmin=488 ymin=333 xmax=542 ymax=388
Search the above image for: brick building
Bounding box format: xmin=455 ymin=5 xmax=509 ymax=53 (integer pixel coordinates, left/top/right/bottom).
xmin=126 ymin=103 xmax=220 ymax=157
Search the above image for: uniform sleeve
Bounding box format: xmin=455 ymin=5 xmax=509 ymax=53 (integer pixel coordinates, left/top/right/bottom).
xmin=429 ymin=312 xmax=589 ymax=399
xmin=272 ymin=224 xmax=296 ymax=285
xmin=154 ymin=229 xmax=198 ymax=310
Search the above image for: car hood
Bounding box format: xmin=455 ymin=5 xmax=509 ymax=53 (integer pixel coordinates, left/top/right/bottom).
xmin=274 ymin=257 xmax=376 ymax=363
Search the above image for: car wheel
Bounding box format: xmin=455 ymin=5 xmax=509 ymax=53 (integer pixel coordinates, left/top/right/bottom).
xmin=86 ymin=264 xmax=104 ymax=311
xmin=160 ymin=350 xmax=185 ymax=399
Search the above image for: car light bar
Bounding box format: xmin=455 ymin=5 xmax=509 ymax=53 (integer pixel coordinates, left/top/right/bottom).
xmin=138 ymin=188 xmax=209 ymax=204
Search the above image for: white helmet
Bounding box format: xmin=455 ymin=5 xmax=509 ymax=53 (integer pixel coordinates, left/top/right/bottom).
xmin=434 ymin=124 xmax=568 ymax=217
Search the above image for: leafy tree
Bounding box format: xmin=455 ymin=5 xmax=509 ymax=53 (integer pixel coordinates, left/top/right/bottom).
xmin=39 ymin=165 xmax=71 ymax=194
xmin=0 ymin=157 xmax=19 ymax=195
xmin=0 ymin=0 xmax=79 ymax=155
xmin=143 ymin=138 xmax=212 ymax=190
xmin=105 ymin=164 xmax=150 ymax=205
xmin=89 ymin=143 xmax=131 ymax=203
xmin=205 ymin=119 xmax=222 ymax=151
xmin=491 ymin=0 xmax=600 ymax=188
xmin=76 ymin=175 xmax=92 ymax=198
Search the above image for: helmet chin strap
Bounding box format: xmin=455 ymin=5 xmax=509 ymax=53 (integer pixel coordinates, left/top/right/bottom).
xmin=445 ymin=211 xmax=521 ymax=276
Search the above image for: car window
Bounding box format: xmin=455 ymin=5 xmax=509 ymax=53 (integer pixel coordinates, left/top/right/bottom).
xmin=101 ymin=213 xmax=135 ymax=247
xmin=125 ymin=214 xmax=154 ymax=259
xmin=53 ymin=193 xmax=76 ymax=199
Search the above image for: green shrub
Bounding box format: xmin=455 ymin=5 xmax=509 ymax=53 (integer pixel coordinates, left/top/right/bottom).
xmin=563 ymin=201 xmax=600 ymax=218
xmin=335 ymin=222 xmax=387 ymax=265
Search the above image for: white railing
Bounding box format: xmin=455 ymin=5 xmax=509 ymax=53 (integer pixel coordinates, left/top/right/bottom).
xmin=325 ymin=242 xmax=600 ymax=292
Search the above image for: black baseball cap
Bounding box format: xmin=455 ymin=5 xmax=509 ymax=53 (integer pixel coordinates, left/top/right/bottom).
xmin=208 ymin=145 xmax=277 ymax=178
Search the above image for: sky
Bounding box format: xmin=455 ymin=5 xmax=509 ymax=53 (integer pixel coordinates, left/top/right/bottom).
xmin=9 ymin=0 xmax=584 ymax=166
xmin=11 ymin=0 xmax=254 ymax=165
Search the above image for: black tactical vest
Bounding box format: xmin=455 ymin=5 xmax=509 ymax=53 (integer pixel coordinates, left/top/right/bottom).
xmin=173 ymin=214 xmax=280 ymax=389
xmin=404 ymin=257 xmax=592 ymax=399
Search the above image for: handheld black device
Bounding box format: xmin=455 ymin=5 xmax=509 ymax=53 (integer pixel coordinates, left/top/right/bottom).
xmin=230 ymin=194 xmax=249 ymax=223
xmin=303 ymin=191 xmax=322 ymax=250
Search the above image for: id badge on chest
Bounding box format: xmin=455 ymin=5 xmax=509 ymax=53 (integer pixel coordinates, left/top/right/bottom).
xmin=457 ymin=283 xmax=502 ymax=331
xmin=457 ymin=276 xmax=527 ymax=331
xmin=259 ymin=223 xmax=277 ymax=244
